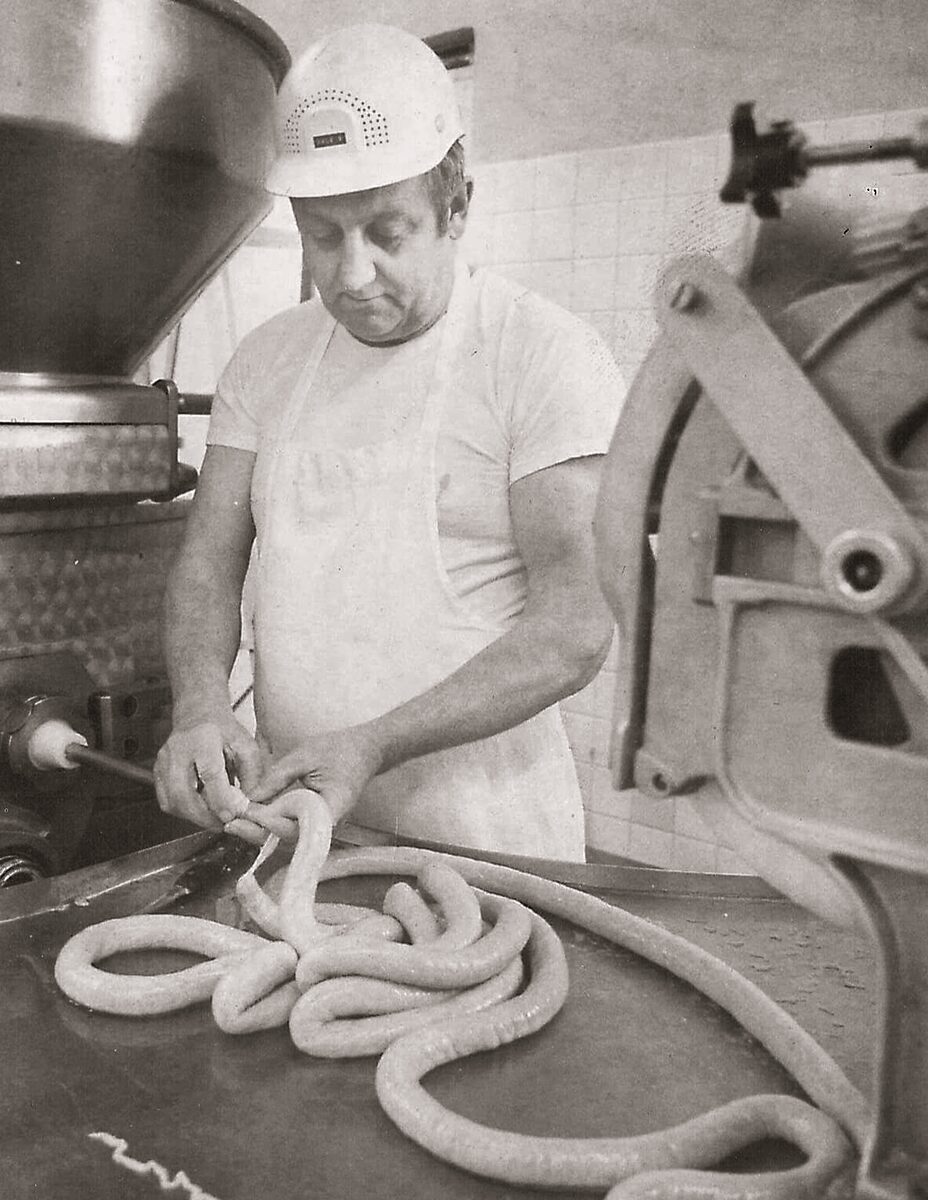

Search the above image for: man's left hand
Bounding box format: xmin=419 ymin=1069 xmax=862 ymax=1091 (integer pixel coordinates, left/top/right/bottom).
xmin=246 ymin=725 xmax=386 ymax=824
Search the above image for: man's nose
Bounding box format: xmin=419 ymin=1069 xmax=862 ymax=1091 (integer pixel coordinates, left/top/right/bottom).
xmin=338 ymin=234 xmax=377 ymax=293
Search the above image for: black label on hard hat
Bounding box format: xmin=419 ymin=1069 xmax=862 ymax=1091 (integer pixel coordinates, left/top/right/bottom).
xmin=313 ymin=132 xmax=347 ymax=148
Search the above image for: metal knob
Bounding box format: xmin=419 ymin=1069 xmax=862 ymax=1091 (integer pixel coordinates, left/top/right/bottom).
xmin=820 ymin=530 xmax=916 ymax=613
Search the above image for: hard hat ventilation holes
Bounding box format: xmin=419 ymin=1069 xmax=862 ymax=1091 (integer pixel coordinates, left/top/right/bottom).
xmin=283 ymin=91 xmax=390 ymax=153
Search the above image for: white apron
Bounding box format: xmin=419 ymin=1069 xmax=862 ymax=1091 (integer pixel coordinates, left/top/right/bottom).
xmin=250 ymin=261 xmax=586 ymax=860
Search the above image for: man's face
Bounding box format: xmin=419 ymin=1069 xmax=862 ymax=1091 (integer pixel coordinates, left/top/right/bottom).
xmin=291 ymin=175 xmax=460 ymax=344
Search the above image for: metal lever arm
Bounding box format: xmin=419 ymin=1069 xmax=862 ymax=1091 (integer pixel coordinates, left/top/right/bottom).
xmin=594 ymin=343 xmax=699 ymax=789
xmin=655 ymin=254 xmax=928 ymax=614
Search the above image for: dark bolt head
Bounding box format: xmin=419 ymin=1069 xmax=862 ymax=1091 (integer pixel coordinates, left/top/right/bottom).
xmin=669 ymin=281 xmax=700 ymax=311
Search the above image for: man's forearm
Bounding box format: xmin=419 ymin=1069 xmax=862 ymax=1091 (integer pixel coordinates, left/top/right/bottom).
xmin=361 ymin=606 xmax=612 ymax=775
xmin=163 ymin=556 xmax=246 ymax=725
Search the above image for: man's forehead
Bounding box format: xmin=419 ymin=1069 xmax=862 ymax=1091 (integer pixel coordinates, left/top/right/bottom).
xmin=292 ymin=175 xmax=429 ymax=225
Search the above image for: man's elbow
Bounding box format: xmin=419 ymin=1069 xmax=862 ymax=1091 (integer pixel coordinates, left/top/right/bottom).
xmin=551 ymin=612 xmax=614 ymax=698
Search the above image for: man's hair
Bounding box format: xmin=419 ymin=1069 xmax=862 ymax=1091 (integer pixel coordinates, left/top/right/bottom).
xmin=423 ymin=139 xmax=467 ymax=233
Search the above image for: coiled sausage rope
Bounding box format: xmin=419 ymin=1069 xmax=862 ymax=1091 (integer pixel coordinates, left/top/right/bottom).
xmin=55 ymin=790 xmax=865 ymax=1198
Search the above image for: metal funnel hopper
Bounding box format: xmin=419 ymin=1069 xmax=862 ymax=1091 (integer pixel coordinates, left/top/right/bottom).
xmin=1 ymin=0 xmax=290 ymax=380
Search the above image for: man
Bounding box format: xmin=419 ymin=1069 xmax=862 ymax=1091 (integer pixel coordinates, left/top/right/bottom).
xmin=154 ymin=24 xmax=623 ymax=861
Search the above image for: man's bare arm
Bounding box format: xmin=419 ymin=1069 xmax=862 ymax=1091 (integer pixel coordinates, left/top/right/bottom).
xmin=155 ymin=445 xmax=260 ymax=827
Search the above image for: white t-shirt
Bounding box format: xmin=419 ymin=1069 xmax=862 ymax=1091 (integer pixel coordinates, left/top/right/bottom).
xmin=207 ymin=266 xmax=625 ymax=629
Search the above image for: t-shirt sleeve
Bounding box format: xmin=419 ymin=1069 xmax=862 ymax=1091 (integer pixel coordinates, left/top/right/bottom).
xmin=205 ymin=344 xmax=261 ymax=453
xmin=205 ymin=302 xmax=321 ymax=453
xmin=503 ymin=297 xmax=627 ymax=483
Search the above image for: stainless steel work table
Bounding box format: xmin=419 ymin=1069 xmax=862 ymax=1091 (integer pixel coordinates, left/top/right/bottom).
xmin=2 ymin=833 xmax=874 ymax=1200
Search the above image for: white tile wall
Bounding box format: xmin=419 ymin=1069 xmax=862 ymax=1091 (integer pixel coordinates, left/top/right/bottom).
xmin=460 ymin=107 xmax=928 ymax=871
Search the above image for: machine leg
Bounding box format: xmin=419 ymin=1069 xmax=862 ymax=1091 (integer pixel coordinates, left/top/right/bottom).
xmin=839 ymin=858 xmax=928 ymax=1198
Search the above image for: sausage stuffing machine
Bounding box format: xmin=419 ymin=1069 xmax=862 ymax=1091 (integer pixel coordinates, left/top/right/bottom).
xmin=595 ymin=104 xmax=928 ymax=1198
xmin=0 ymin=0 xmax=288 ymax=883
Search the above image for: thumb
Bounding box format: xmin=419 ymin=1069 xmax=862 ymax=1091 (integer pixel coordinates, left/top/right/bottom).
xmin=248 ymin=755 xmax=304 ymax=804
xmin=232 ymin=739 xmax=263 ymax=793
xmin=317 ymin=782 xmax=355 ymax=825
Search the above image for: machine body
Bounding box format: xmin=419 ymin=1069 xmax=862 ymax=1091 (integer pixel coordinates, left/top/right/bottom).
xmin=0 ymin=0 xmax=289 ymax=878
xmin=595 ymin=114 xmax=928 ymax=1198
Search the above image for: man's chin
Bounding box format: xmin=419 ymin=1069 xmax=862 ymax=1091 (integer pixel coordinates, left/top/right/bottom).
xmin=337 ymin=305 xmax=402 ymax=344
xmin=347 ymin=323 xmax=399 ymax=344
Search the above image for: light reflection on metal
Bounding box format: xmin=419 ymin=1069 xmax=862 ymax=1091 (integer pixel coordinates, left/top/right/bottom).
xmin=85 ymin=0 xmax=154 ymax=143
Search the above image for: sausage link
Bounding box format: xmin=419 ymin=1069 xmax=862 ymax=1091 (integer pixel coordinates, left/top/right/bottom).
xmin=212 ymin=941 xmax=300 ymax=1034
xmin=375 ymin=913 xmax=852 ymax=1195
xmin=322 ymin=846 xmax=869 ymax=1149
xmin=382 ymin=882 xmax=442 ymax=943
xmin=294 ymin=892 xmax=531 ymax=992
xmin=415 ymin=863 xmax=483 ymax=948
xmin=54 ymin=915 xmax=266 ymax=1015
xmin=291 ymin=958 xmax=524 ymax=1058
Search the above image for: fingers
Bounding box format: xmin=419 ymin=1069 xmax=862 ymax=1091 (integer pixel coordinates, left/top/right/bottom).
xmin=155 ymin=722 xmax=260 ymax=830
xmin=247 ymin=753 xmax=306 ymax=805
xmin=197 ymin=763 xmax=249 ymax=826
xmin=244 ymin=731 xmax=367 ymax=824
xmin=154 ymin=737 xmax=223 ymax=830
xmin=314 ymin=783 xmax=354 ymax=825
xmin=229 ymin=732 xmax=265 ymax=794
xmin=248 ymin=766 xmax=354 ymax=824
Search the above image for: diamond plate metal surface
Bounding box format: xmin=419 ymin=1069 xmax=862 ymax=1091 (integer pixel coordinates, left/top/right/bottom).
xmin=0 ymin=425 xmax=173 ymax=496
xmin=0 ymin=499 xmax=190 ymax=685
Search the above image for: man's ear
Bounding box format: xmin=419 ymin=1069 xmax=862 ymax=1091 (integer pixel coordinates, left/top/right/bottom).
xmin=448 ymin=177 xmax=473 ymax=239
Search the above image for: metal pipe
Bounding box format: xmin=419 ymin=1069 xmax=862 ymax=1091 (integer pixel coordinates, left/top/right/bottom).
xmin=176 ymin=392 xmax=214 ymax=415
xmin=64 ymin=744 xmax=155 ymax=789
xmin=806 ymin=136 xmax=916 ymax=167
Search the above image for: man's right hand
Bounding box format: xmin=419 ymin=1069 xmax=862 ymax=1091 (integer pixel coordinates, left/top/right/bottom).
xmin=153 ymin=716 xmax=264 ymax=830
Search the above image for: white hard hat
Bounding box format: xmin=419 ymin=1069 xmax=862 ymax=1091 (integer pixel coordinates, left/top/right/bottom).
xmin=266 ymin=24 xmax=465 ymax=198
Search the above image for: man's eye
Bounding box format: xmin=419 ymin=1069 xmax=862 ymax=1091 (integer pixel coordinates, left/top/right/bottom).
xmin=308 ymin=229 xmax=339 ymax=247
xmin=374 ymin=228 xmax=405 ymax=250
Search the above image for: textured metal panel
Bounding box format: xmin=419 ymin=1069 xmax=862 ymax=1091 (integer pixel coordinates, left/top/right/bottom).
xmin=0 ymin=425 xmax=174 ymax=497
xmin=0 ymin=499 xmax=190 ymax=686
